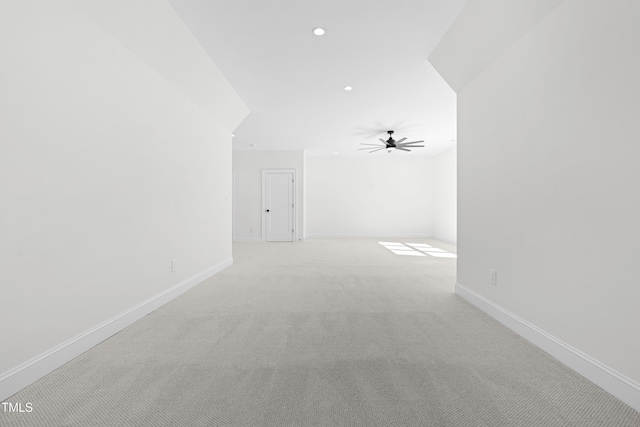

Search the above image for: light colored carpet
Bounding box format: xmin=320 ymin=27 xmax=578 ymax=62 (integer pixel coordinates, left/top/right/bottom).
xmin=3 ymin=239 xmax=639 ymax=426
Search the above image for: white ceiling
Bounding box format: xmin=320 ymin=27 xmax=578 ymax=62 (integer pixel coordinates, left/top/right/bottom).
xmin=169 ymin=0 xmax=466 ymax=156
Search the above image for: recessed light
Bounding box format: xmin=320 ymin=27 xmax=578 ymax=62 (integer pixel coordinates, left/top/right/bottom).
xmin=232 ymin=134 xmax=235 ymax=137
xmin=313 ymin=27 xmax=325 ymax=36
xmin=344 ymin=86 xmax=353 ymax=91
xmin=334 ymin=152 xmax=338 ymax=155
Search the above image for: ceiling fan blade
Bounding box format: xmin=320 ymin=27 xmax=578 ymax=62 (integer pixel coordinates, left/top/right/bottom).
xmin=395 ymin=147 xmax=411 ymax=152
xmin=398 ymin=140 xmax=424 ymax=145
xmin=398 ymin=144 xmax=424 ymax=148
xmin=358 ymin=147 xmax=384 ymax=150
xmin=379 ymin=138 xmax=388 ymax=144
xmin=395 ymin=137 xmax=407 ymax=144
xmin=368 ymin=147 xmax=388 ymax=153
xmin=360 ymin=143 xmax=384 ymax=146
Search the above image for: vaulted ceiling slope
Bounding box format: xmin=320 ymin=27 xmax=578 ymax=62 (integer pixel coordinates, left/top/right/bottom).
xmin=70 ymin=0 xmax=249 ymax=130
xmin=169 ymin=0 xmax=466 ymax=156
xmin=429 ymin=0 xmax=564 ymax=93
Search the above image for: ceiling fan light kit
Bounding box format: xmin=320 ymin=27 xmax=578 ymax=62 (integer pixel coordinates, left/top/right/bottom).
xmin=359 ymin=130 xmax=425 ymax=153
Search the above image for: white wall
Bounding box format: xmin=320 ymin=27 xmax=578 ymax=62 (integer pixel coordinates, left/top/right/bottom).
xmin=0 ymin=0 xmax=247 ymax=396
xmin=430 ymin=0 xmax=640 ymax=408
xmin=233 ymin=151 xmax=304 ymax=241
xmin=305 ymin=156 xmax=434 ymax=238
xmin=433 ymin=147 xmax=457 ymax=243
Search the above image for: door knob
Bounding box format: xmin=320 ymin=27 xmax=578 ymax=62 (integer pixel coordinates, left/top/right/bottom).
xmin=265 ymin=209 xmax=270 ymax=212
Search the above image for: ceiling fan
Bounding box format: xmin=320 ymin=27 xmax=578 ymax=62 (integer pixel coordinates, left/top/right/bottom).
xmin=359 ymin=130 xmax=425 ymax=153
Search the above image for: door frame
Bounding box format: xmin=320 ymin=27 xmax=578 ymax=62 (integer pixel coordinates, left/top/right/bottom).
xmin=232 ymin=168 xmax=236 ymax=242
xmin=262 ymin=169 xmax=296 ymax=242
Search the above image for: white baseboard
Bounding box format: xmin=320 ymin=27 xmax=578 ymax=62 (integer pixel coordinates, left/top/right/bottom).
xmin=0 ymin=258 xmax=233 ymax=402
xmin=305 ymin=234 xmax=432 ymax=239
xmin=455 ymin=283 xmax=640 ymax=412
xmin=233 ymin=236 xmax=262 ymax=242
xmin=233 ymin=237 xmax=307 ymax=243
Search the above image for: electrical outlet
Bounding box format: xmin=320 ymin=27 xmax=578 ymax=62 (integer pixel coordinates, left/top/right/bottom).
xmin=490 ymin=269 xmax=497 ymax=285
xmin=171 ymin=259 xmax=177 ymax=273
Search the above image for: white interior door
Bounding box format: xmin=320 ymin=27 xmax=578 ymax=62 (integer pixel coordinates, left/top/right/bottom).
xmin=263 ymin=171 xmax=294 ymax=242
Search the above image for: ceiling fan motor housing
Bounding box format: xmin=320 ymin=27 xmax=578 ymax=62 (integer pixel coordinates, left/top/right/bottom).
xmin=387 ymin=130 xmax=395 ymax=146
